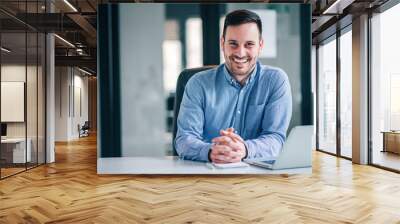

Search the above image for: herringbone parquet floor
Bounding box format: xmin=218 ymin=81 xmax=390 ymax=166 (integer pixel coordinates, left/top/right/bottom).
xmin=1 ymin=134 xmax=400 ymax=223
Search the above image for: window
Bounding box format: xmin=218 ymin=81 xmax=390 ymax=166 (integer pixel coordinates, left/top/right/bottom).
xmin=339 ymin=29 xmax=352 ymax=158
xmin=0 ymin=2 xmax=46 ymax=179
xmin=317 ymin=37 xmax=337 ymax=155
xmin=163 ymin=20 xmax=182 ymax=94
xmin=371 ymin=3 xmax=400 ymax=171
xmin=185 ymin=18 xmax=203 ymax=68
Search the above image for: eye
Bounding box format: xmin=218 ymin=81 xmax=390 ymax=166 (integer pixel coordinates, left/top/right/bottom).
xmin=246 ymin=42 xmax=255 ymax=48
xmin=229 ymin=42 xmax=238 ymax=48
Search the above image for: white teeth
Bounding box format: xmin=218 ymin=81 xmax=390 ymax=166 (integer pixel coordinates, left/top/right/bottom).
xmin=233 ymin=58 xmax=247 ymax=63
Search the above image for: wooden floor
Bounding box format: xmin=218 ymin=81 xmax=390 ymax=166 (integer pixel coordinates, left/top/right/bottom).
xmin=1 ymin=135 xmax=400 ymax=223
xmin=1 ymin=167 xmax=26 ymax=178
xmin=373 ymin=151 xmax=400 ymax=171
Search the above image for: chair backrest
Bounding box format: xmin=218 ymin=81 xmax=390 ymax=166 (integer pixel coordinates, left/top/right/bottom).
xmin=82 ymin=121 xmax=90 ymax=129
xmin=172 ymin=66 xmax=216 ymax=155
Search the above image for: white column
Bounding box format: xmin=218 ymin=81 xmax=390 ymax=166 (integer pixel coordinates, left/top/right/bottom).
xmin=46 ymin=33 xmax=55 ymax=163
xmin=352 ymin=14 xmax=369 ymax=164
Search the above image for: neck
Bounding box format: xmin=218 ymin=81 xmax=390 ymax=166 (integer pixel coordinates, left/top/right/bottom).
xmin=226 ymin=64 xmax=256 ymax=86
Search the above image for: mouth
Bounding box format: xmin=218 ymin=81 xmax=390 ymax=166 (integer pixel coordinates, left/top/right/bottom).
xmin=231 ymin=57 xmax=249 ymax=65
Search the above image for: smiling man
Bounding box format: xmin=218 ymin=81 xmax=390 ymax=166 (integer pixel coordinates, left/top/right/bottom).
xmin=175 ymin=9 xmax=292 ymax=163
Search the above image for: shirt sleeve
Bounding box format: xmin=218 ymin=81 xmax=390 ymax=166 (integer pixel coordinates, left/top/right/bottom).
xmin=174 ymin=77 xmax=212 ymax=162
xmin=244 ymin=70 xmax=292 ymax=158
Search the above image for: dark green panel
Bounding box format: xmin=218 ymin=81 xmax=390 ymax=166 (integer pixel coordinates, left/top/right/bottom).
xmin=201 ymin=4 xmax=221 ymax=66
xmin=300 ymin=4 xmax=313 ymax=125
xmin=98 ymin=4 xmax=121 ymax=157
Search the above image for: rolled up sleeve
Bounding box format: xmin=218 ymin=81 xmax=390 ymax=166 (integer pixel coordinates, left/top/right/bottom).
xmin=174 ymin=77 xmax=211 ymax=162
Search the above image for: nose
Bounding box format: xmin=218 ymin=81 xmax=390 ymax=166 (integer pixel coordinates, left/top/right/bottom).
xmin=235 ymin=45 xmax=246 ymax=58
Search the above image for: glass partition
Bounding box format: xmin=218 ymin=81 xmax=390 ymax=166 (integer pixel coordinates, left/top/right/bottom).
xmin=1 ymin=30 xmax=28 ymax=177
xmin=27 ymin=30 xmax=38 ymax=169
xmin=371 ymin=3 xmax=400 ymax=171
xmin=317 ymin=37 xmax=337 ymax=155
xmin=37 ymin=32 xmax=45 ymax=165
xmin=0 ymin=1 xmax=46 ymax=179
xmin=339 ymin=29 xmax=352 ymax=158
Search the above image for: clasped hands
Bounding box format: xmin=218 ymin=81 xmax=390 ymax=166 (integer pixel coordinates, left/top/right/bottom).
xmin=209 ymin=127 xmax=247 ymax=164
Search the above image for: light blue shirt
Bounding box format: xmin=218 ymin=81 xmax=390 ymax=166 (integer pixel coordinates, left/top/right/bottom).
xmin=175 ymin=61 xmax=292 ymax=162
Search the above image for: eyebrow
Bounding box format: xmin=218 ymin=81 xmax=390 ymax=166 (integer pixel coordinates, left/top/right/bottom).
xmin=227 ymin=40 xmax=256 ymax=44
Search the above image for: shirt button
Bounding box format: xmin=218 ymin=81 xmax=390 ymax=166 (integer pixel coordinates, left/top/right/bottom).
xmin=237 ymin=110 xmax=241 ymax=114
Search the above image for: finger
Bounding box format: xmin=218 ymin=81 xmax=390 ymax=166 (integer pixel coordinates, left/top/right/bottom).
xmin=210 ymin=152 xmax=231 ymax=163
xmin=212 ymin=136 xmax=234 ymax=145
xmin=212 ymin=142 xmax=237 ymax=155
xmin=212 ymin=159 xmax=229 ymax=164
xmin=230 ymin=157 xmax=242 ymax=163
xmin=226 ymin=127 xmax=234 ymax=133
xmin=220 ymin=128 xmax=235 ymax=138
xmin=213 ymin=145 xmax=242 ymax=159
xmin=219 ymin=156 xmax=241 ymax=163
xmin=219 ymin=146 xmax=245 ymax=159
xmin=225 ymin=149 xmax=242 ymax=158
xmin=211 ymin=144 xmax=231 ymax=155
xmin=221 ymin=131 xmax=244 ymax=143
xmin=215 ymin=155 xmax=231 ymax=161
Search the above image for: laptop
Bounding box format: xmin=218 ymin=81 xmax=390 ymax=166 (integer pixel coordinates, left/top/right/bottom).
xmin=244 ymin=125 xmax=314 ymax=170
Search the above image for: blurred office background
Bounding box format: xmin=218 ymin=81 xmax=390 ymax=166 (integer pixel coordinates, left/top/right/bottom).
xmin=98 ymin=3 xmax=311 ymax=157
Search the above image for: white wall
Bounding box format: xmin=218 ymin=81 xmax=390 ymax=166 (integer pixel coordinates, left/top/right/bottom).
xmin=1 ymin=64 xmax=46 ymax=163
xmin=1 ymin=65 xmax=40 ymax=137
xmin=71 ymin=73 xmax=89 ymax=138
xmin=55 ymin=67 xmax=89 ymax=141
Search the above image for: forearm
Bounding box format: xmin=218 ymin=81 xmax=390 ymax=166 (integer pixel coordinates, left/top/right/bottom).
xmin=244 ymin=133 xmax=284 ymax=158
xmin=175 ymin=135 xmax=212 ymax=162
xmin=244 ymin=71 xmax=291 ymax=159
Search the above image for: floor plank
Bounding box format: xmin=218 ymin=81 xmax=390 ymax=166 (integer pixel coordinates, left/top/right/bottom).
xmin=1 ymin=134 xmax=400 ymax=223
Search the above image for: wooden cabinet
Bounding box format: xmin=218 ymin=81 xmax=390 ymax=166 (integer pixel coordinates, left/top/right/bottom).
xmin=382 ymin=131 xmax=400 ymax=154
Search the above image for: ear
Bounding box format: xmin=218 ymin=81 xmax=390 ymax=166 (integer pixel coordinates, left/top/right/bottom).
xmin=220 ymin=36 xmax=225 ymax=51
xmin=259 ymin=38 xmax=264 ymax=53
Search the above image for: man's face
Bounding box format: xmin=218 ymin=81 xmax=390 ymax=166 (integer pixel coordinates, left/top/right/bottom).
xmin=221 ymin=22 xmax=263 ymax=78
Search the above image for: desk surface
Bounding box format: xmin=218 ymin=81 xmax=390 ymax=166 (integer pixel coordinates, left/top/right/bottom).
xmin=97 ymin=156 xmax=312 ymax=175
xmin=381 ymin=131 xmax=400 ymax=134
xmin=1 ymin=138 xmax=27 ymax=143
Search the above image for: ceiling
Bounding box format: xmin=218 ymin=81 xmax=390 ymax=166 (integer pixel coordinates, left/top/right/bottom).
xmin=0 ymin=0 xmax=394 ymax=75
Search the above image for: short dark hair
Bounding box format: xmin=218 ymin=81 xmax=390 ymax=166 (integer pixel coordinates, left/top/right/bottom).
xmin=222 ymin=9 xmax=262 ymax=39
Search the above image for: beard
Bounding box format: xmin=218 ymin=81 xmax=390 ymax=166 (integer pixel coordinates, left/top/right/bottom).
xmin=225 ymin=55 xmax=257 ymax=77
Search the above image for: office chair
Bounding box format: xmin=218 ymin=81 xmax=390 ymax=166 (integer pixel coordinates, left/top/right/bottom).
xmin=172 ymin=65 xmax=216 ymax=156
xmin=79 ymin=121 xmax=90 ymax=138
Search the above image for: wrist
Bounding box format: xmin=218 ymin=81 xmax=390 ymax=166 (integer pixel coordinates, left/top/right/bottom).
xmin=242 ymin=143 xmax=248 ymax=161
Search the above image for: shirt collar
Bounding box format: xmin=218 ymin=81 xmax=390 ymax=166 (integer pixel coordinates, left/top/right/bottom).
xmin=223 ymin=61 xmax=258 ymax=88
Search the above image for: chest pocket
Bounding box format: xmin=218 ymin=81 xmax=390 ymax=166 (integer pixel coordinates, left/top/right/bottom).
xmin=244 ymin=104 xmax=264 ymax=136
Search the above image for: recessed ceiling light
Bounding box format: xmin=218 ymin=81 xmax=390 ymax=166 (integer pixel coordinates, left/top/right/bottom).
xmin=63 ymin=0 xmax=78 ymax=12
xmin=78 ymin=67 xmax=93 ymax=76
xmin=1 ymin=47 xmax=11 ymax=53
xmin=54 ymin=34 xmax=75 ymax=48
xmin=322 ymin=0 xmax=353 ymax=15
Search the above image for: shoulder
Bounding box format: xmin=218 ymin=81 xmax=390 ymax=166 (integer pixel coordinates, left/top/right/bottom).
xmin=259 ymin=64 xmax=289 ymax=83
xmin=185 ymin=66 xmax=219 ymax=88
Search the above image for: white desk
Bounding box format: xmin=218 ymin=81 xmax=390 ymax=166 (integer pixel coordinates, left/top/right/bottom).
xmin=97 ymin=156 xmax=312 ymax=174
xmin=1 ymin=138 xmax=31 ymax=163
